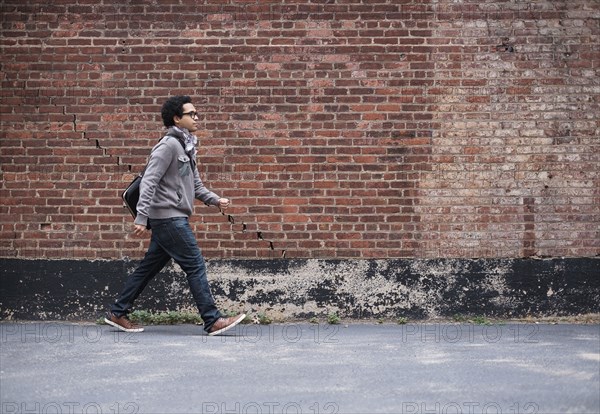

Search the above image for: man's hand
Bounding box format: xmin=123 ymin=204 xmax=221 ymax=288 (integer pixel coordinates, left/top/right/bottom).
xmin=133 ymin=224 xmax=150 ymax=237
xmin=218 ymin=198 xmax=231 ymax=211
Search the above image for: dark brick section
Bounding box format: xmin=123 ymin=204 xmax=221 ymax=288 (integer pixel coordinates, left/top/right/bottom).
xmin=1 ymin=258 xmax=598 ymax=320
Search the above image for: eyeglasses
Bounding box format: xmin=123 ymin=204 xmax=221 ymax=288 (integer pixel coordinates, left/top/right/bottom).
xmin=182 ymin=111 xmax=198 ymax=119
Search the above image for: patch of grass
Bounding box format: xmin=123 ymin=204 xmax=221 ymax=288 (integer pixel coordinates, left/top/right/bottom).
xmin=452 ymin=314 xmax=496 ymax=325
xmin=128 ymin=310 xmax=203 ymax=325
xmin=397 ymin=317 xmax=408 ymax=325
xmin=129 ymin=310 xmax=155 ymax=324
xmin=309 ymin=317 xmax=319 ymax=324
xmin=452 ymin=313 xmax=470 ymax=323
xmin=471 ymin=315 xmax=493 ymax=326
xmin=327 ymin=312 xmax=341 ymax=325
xmin=256 ymin=312 xmax=273 ymax=325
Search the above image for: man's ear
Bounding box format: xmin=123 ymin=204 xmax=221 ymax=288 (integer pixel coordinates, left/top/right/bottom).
xmin=173 ymin=115 xmax=181 ymax=125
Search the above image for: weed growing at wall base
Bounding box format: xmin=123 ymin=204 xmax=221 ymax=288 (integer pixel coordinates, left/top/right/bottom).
xmin=127 ymin=309 xmax=204 ymax=325
xmin=326 ymin=312 xmax=341 ymax=325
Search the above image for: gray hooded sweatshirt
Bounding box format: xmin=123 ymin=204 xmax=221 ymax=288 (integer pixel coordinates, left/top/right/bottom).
xmin=134 ymin=127 xmax=220 ymax=228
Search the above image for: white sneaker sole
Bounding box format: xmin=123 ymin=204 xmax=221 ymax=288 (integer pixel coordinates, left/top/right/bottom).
xmin=208 ymin=314 xmax=246 ymax=336
xmin=104 ymin=318 xmax=144 ymax=333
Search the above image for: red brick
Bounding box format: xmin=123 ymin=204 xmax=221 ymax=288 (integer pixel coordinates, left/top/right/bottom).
xmin=0 ymin=0 xmax=597 ymax=260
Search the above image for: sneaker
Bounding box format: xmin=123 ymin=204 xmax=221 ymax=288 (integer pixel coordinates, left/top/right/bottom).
xmin=104 ymin=312 xmax=144 ymax=333
xmin=208 ymin=314 xmax=246 ymax=336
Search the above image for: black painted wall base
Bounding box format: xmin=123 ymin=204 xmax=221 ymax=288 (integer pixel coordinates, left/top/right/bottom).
xmin=0 ymin=258 xmax=598 ymax=320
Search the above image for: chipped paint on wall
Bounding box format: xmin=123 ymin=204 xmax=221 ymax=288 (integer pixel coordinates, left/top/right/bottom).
xmin=0 ymin=258 xmax=598 ymax=320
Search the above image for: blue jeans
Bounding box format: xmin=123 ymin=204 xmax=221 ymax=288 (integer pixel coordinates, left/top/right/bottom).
xmin=110 ymin=217 xmax=222 ymax=332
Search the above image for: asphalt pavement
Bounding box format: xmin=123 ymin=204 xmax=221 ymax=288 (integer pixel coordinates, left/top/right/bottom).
xmin=0 ymin=322 xmax=599 ymax=414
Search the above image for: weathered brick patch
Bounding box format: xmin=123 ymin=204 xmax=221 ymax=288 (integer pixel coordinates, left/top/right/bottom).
xmin=1 ymin=258 xmax=597 ymax=320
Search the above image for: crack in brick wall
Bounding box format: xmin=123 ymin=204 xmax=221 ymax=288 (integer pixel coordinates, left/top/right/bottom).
xmin=1 ymin=0 xmax=598 ymax=261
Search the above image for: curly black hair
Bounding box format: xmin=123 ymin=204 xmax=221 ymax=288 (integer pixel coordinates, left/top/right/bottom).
xmin=161 ymin=95 xmax=192 ymax=128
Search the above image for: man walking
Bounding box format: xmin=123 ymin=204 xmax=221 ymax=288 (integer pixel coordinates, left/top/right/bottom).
xmin=105 ymin=95 xmax=245 ymax=336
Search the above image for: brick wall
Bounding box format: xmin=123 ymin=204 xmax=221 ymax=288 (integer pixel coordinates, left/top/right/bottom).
xmin=1 ymin=0 xmax=598 ymax=261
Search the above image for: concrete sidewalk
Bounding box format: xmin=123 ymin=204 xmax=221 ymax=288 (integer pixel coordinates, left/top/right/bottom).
xmin=0 ymin=322 xmax=598 ymax=414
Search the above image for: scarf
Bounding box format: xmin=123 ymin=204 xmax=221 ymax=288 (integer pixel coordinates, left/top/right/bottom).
xmin=172 ymin=126 xmax=197 ymax=158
